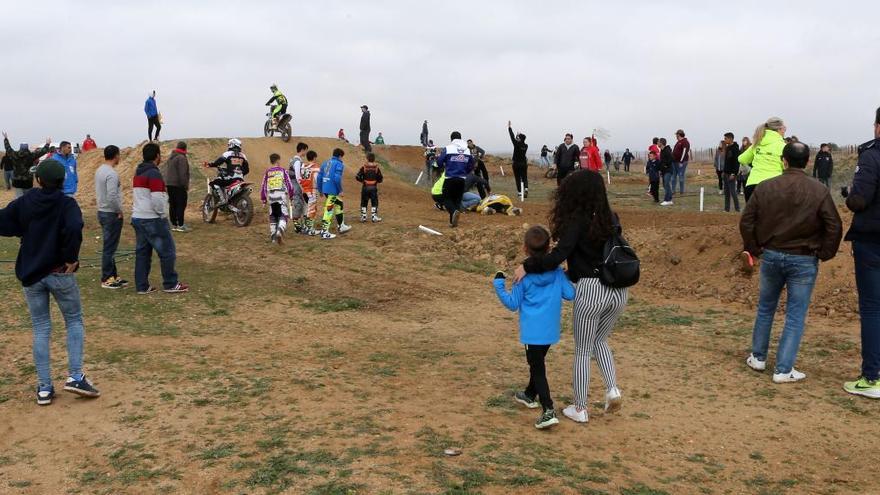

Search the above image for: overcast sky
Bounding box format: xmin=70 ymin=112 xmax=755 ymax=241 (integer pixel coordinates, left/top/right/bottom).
xmin=2 ymin=0 xmax=878 ymax=154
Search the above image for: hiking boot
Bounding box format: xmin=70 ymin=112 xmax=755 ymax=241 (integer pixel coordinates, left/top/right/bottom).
xmin=772 ymin=368 xmax=806 ymax=384
xmin=63 ymin=374 xmax=100 ymax=398
xmin=604 ymin=387 xmax=622 ymax=413
xmin=320 ymin=230 xmax=337 ymax=240
xmin=843 ymin=376 xmax=880 ymax=399
xmin=101 ymin=277 xmax=124 ymax=290
xmin=562 ymin=404 xmax=588 ymax=423
xmin=163 ymin=282 xmax=189 ymax=293
xmin=535 ymin=409 xmax=559 ymax=429
xmin=137 ymin=286 xmax=157 ymax=295
xmin=514 ymin=391 xmax=540 ymax=409
xmin=451 ymin=210 xmax=461 ymax=227
xmin=746 ymin=354 xmax=766 ymax=371
xmin=338 ymin=223 xmax=352 ymax=234
xmin=36 ymin=385 xmax=55 ymax=406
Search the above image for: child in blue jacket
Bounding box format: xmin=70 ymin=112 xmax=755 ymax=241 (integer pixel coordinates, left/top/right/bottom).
xmin=316 ymin=147 xmax=351 ymax=239
xmin=645 ymin=150 xmax=661 ymax=203
xmin=493 ymin=225 xmax=575 ymax=429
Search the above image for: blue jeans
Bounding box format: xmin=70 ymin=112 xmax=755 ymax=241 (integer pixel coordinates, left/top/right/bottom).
xmin=3 ymin=170 xmax=12 ymax=189
xmin=853 ymin=241 xmax=880 ymax=380
xmin=750 ymin=250 xmax=818 ymax=373
xmin=131 ymin=217 xmax=178 ymax=291
xmin=675 ymin=161 xmax=688 ymax=194
xmin=23 ymin=274 xmax=84 ymax=387
xmin=461 ymin=192 xmax=481 ymax=210
xmin=98 ymin=211 xmax=122 ymax=282
xmin=662 ymin=172 xmax=674 ymax=202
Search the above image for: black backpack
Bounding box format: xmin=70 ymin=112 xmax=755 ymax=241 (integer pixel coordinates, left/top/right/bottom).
xmin=597 ymin=221 xmax=640 ymax=288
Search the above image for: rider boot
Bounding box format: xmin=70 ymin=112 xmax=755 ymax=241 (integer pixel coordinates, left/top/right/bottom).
xmin=360 ymin=207 xmax=367 ymax=223
xmin=371 ymin=207 xmax=382 ymax=223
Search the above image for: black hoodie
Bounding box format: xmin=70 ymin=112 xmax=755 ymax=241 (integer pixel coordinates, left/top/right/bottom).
xmin=0 ymin=188 xmax=83 ymax=286
xmin=508 ymin=127 xmax=528 ymax=164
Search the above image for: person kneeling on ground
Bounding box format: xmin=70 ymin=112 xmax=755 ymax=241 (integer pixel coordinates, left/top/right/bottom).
xmin=739 ymin=141 xmax=842 ymax=383
xmin=0 ymin=159 xmax=101 ymax=405
xmin=494 ymin=225 xmax=575 ymax=429
xmin=431 ymin=172 xmax=446 ymax=210
xmin=476 ymin=194 xmax=522 ymax=216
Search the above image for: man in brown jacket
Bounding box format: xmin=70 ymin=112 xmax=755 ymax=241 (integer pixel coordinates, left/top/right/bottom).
xmin=163 ymin=141 xmax=190 ymax=232
xmin=739 ymin=141 xmax=842 ymax=384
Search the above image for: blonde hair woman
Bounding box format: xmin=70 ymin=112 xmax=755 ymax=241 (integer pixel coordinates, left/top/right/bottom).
xmin=739 ymin=117 xmax=786 ymax=201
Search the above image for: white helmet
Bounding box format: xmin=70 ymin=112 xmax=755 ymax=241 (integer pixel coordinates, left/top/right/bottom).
xmin=227 ymin=138 xmax=242 ymax=150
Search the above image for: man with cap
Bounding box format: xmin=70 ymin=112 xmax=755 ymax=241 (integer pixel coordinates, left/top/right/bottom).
xmin=360 ymin=105 xmax=371 ymax=152
xmin=2 ymin=132 xmax=51 ymax=198
xmin=739 ymin=141 xmax=842 ymax=385
xmin=0 ymin=159 xmax=101 ymax=406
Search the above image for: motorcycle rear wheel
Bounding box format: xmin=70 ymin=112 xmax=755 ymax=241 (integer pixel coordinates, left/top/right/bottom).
xmin=202 ymin=194 xmax=218 ymax=223
xmin=281 ymin=123 xmax=291 ymax=142
xmin=232 ymin=194 xmax=254 ymax=227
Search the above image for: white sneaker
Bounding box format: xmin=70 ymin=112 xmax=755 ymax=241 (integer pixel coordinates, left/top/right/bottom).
xmin=338 ymin=223 xmax=352 ymax=234
xmin=320 ymin=231 xmax=336 ymax=240
xmin=562 ymin=404 xmax=588 ymax=423
xmin=746 ymin=354 xmax=766 ymax=371
xmin=772 ymin=368 xmax=806 ymax=383
xmin=660 ymin=201 xmax=673 ymax=206
xmin=604 ymin=387 xmax=622 ymax=413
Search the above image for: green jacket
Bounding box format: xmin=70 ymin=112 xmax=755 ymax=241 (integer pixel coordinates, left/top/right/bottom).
xmin=739 ymin=130 xmax=784 ymax=187
xmin=431 ymin=172 xmax=446 ymax=195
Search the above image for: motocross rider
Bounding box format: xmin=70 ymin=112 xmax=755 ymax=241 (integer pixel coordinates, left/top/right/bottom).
xmin=206 ymin=138 xmax=250 ymax=206
xmin=265 ymin=84 xmax=288 ymax=125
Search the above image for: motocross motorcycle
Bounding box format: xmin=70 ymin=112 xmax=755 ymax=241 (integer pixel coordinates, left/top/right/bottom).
xmin=201 ymin=174 xmax=254 ymax=227
xmin=264 ymin=105 xmax=292 ymax=142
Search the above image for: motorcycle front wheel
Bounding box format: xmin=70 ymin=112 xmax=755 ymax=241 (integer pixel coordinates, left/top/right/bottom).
xmin=264 ymin=120 xmax=274 ymax=137
xmin=281 ymin=123 xmax=291 ymax=142
xmin=202 ymin=194 xmax=218 ymax=223
xmin=232 ymin=193 xmax=254 ymax=227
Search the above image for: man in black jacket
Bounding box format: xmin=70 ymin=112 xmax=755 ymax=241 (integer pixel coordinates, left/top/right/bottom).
xmin=360 ymin=105 xmax=371 ymax=152
xmin=722 ymin=132 xmax=741 ymax=212
xmin=554 ymin=133 xmax=579 ymax=185
xmin=813 ymin=143 xmax=833 ymax=188
xmin=842 ymin=107 xmax=880 ymax=398
xmin=659 ymin=138 xmax=675 ymax=205
xmin=508 ymin=121 xmax=529 ymax=197
xmin=3 ymin=132 xmax=51 ymax=198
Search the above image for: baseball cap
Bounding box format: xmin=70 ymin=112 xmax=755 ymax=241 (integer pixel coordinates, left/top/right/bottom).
xmin=35 ymin=159 xmax=65 ymax=182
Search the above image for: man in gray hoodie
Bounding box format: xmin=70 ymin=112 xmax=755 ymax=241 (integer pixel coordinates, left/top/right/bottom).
xmin=95 ymin=145 xmax=128 ymax=289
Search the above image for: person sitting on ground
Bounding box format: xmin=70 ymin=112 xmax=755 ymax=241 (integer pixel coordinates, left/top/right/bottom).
xmin=338 ymin=128 xmax=347 ymax=142
xmin=493 ymin=225 xmax=575 ymax=429
xmin=739 ymin=141 xmax=842 ymax=384
xmin=356 ymin=152 xmax=383 ymax=223
xmin=206 ymin=138 xmax=249 ymax=206
xmin=265 ymin=84 xmax=288 ymax=124
xmin=0 ymin=159 xmax=101 ymax=405
xmin=260 ymin=153 xmax=295 ymax=244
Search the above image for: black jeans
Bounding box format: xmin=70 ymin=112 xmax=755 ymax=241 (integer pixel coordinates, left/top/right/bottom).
xmin=474 ymin=160 xmax=490 ymax=189
xmin=98 ymin=211 xmax=122 ymax=282
xmin=744 ymin=184 xmax=756 ymax=202
xmin=360 ymin=187 xmax=378 ymax=209
xmin=556 ymin=165 xmax=572 ymax=186
xmin=360 ymin=130 xmax=371 ymax=152
xmin=624 ymin=161 xmax=631 ymax=172
xmin=167 ymin=186 xmax=188 ymax=227
xmin=723 ymin=174 xmax=740 ymax=212
xmin=442 ymin=177 xmax=465 ymax=223
xmin=649 ymin=180 xmax=659 ymax=202
xmin=524 ymin=344 xmax=553 ymax=411
xmin=148 ymin=116 xmax=161 ymax=141
xmin=513 ymin=161 xmax=528 ymax=193
xmin=715 ymin=170 xmax=724 ymax=191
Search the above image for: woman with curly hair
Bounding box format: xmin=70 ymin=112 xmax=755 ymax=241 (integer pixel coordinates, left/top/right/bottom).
xmin=514 ymin=170 xmax=628 ymax=424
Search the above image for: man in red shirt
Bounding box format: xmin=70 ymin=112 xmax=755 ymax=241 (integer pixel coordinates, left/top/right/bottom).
xmin=579 ymin=137 xmax=602 ymax=172
xmin=82 ymin=134 xmax=97 ymax=152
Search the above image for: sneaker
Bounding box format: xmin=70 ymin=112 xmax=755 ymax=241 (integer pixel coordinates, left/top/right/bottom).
xmin=562 ymin=404 xmax=588 ymax=423
xmin=660 ymin=201 xmax=673 ymax=206
xmin=434 ymin=203 xmax=444 ymax=210
xmin=371 ymin=214 xmax=382 ymax=223
xmin=170 ymin=225 xmax=181 ymax=232
xmin=116 ymin=278 xmax=130 ymax=287
xmin=177 ymin=224 xmax=192 ymax=233
xmin=63 ymin=374 xmax=100 ymax=398
xmin=843 ymin=376 xmax=880 ymax=399
xmin=137 ymin=286 xmax=157 ymax=295
xmin=164 ymin=282 xmax=189 ymax=293
xmin=320 ymin=231 xmax=337 ymax=240
xmin=338 ymin=223 xmax=352 ymax=234
xmin=535 ymin=409 xmax=559 ymax=429
xmin=450 ymin=210 xmax=461 ymax=227
xmin=36 ymin=385 xmax=55 ymax=406
xmin=514 ymin=391 xmax=540 ymax=409
xmin=772 ymin=368 xmax=806 ymax=384
xmin=740 ymin=251 xmax=756 ymax=274
xmin=746 ymin=354 xmax=766 ymax=371
xmin=101 ymin=277 xmax=124 ymax=289
xmin=604 ymin=387 xmax=622 ymax=413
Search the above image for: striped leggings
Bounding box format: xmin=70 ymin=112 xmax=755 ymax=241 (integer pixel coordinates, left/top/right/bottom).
xmin=572 ymin=278 xmax=628 ymax=408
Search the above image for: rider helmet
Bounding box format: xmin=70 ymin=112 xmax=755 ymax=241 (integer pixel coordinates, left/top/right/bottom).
xmin=270 ymin=83 xmax=278 ymax=92
xmin=227 ymin=138 xmax=242 ymax=151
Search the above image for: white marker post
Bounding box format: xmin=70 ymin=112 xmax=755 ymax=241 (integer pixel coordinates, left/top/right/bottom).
xmin=418 ymin=225 xmax=443 ymax=236
xmin=606 ymin=168 xmax=611 ymax=185
xmin=414 ymin=171 xmax=424 ymax=185
xmin=500 ymin=166 xmax=505 ymax=176
xmin=699 ymin=187 xmax=705 ymax=212
xmin=520 ymin=182 xmax=525 ymax=202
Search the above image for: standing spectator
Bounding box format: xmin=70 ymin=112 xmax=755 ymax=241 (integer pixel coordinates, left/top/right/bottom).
xmin=163 ymin=141 xmax=191 ymax=232
xmin=420 ymin=120 xmax=429 ymax=147
xmin=659 ymin=138 xmax=675 ymax=206
xmin=338 ymin=128 xmax=347 ymax=142
xmin=436 ymin=131 xmax=474 ymax=227
xmin=739 ymin=117 xmax=786 ymax=202
xmin=53 ymin=141 xmax=78 ymax=197
xmin=0 ymin=159 xmax=100 ymax=405
xmin=645 ymin=150 xmax=661 ymax=203
xmin=622 ymin=148 xmax=634 ymax=172
xmin=738 ymin=136 xmax=752 ymax=195
xmin=424 ymin=140 xmax=439 ymax=182
xmin=467 ymin=139 xmax=491 ymax=192
xmin=722 ymin=133 xmax=741 ymax=213
xmin=604 ymin=149 xmax=613 ymax=171
xmin=375 ymin=132 xmax=385 ymax=145
xmin=842 ymin=106 xmax=880 ymax=398
xmin=3 ymin=133 xmax=51 ymax=198
xmin=95 ymin=145 xmax=127 ymax=289
xmin=539 ymin=145 xmax=551 ymax=169
xmin=81 ymin=134 xmax=97 ymax=152
xmin=713 ymin=141 xmax=725 ymax=195
xmin=2 ymin=153 xmax=12 ymax=190
xmin=672 ymin=129 xmax=691 ymax=194
xmin=813 ymin=143 xmax=833 ymax=188
xmin=131 ymin=143 xmax=188 ymax=294
xmin=145 ymin=90 xmax=161 ymax=142
xmin=508 ymin=121 xmax=529 ymax=197
xmin=513 ymin=171 xmax=628 ymax=424
xmin=359 ymin=105 xmax=371 ymax=152
xmin=740 ymin=142 xmax=842 ymax=383
xmin=554 ymin=133 xmax=579 ymax=185
xmin=648 ymin=137 xmax=661 ymax=162
xmin=589 ymin=138 xmax=602 ymax=173
xmin=579 ymin=137 xmax=592 ymax=171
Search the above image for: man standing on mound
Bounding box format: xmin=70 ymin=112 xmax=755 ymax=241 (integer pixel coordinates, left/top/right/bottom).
xmin=740 ymin=141 xmax=841 ymax=384
xmin=359 ymin=105 xmax=371 ymax=152
xmin=145 ymin=90 xmax=161 ymax=142
xmin=436 ymin=131 xmax=474 ymax=228
xmin=0 ymin=159 xmax=100 ymax=405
